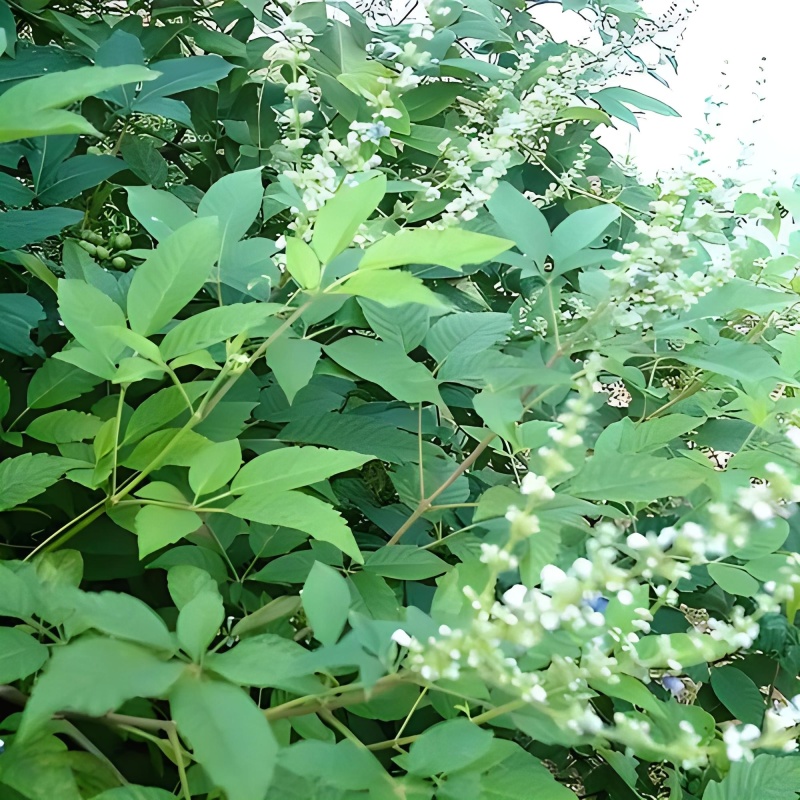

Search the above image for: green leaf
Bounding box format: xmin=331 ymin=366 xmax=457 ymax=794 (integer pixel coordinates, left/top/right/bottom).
xmin=92 ymin=788 xmax=176 ymax=800
xmin=188 ymin=439 xmax=242 ymax=496
xmin=170 ymin=674 xmax=278 ymax=800
xmin=159 ymin=302 xmax=281 ymax=360
xmin=286 ymin=236 xmax=321 ymax=289
xmin=0 ymin=563 xmax=36 ymax=619
xmin=486 ymin=182 xmax=551 ymax=270
xmin=127 ymin=217 xmax=222 ymax=336
xmin=359 ymin=299 xmax=430 ymax=352
xmin=0 ymin=171 xmax=34 ymax=206
xmin=230 ymin=596 xmax=301 ymax=638
xmin=0 ymin=66 xmax=157 ymax=143
xmin=324 ymin=335 xmax=441 ymax=404
xmin=120 ymin=135 xmax=169 ymax=188
xmin=37 ymin=154 xmax=125 ymax=206
xmin=303 ymin=562 xmax=350 ymax=646
xmin=266 ymin=335 xmax=321 ymax=404
xmin=27 ymin=354 xmax=102 ymax=409
xmin=279 ymin=412 xmax=420 ymax=463
xmin=281 ymin=740 xmax=392 ymax=792
xmin=312 ymin=174 xmax=386 ymax=263
xmin=707 ymin=563 xmax=761 ymax=597
xmin=569 ymin=453 xmax=707 ymax=502
xmin=358 ymin=227 xmax=513 ymax=271
xmin=57 ymin=279 xmax=127 ymax=363
xmin=126 ymin=186 xmax=195 ymax=241
xmin=197 ymin=168 xmax=264 ymax=282
xmin=482 ymin=746 xmax=579 ymax=799
xmin=425 ymin=312 xmax=511 ymax=365
xmin=0 ymin=453 xmax=77 ymax=511
xmin=26 ymin=410 xmax=103 ymax=444
xmin=231 ymin=445 xmax=370 ymax=495
xmin=0 ymin=208 xmax=83 ymax=250
xmin=205 ymin=633 xmax=323 ymax=695
xmin=14 ymin=251 xmax=58 ymax=292
xmin=65 ymin=590 xmax=175 ymax=652
xmin=710 ymin=666 xmax=765 ymax=726
xmin=678 ymin=340 xmax=783 ymax=385
xmin=592 ymin=87 xmax=679 ymax=130
xmin=0 ymin=731 xmax=83 ymax=800
xmin=226 ymin=490 xmax=363 ymax=563
xmin=177 ymin=583 xmax=225 ymax=662
xmin=704 ymin=754 xmax=800 ymax=800
xmin=0 ymin=293 xmax=45 ymax=356
xmin=0 ymin=628 xmax=48 ymax=682
xmin=364 ymin=546 xmax=450 ymax=580
xmin=135 ymin=504 xmax=203 ymax=559
xmin=122 ymin=384 xmax=200 ymax=446
xmin=135 ymin=55 xmax=234 ymax=105
xmin=407 ymin=718 xmax=493 ymax=777
xmin=334 ymin=267 xmax=445 ymax=307
xmin=20 ymin=638 xmax=183 ymax=740
xmin=549 ymin=204 xmax=621 ymax=264
xmin=167 ymin=565 xmax=217 ymax=611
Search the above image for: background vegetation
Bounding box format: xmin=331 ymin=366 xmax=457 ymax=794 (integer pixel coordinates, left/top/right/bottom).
xmin=1 ymin=0 xmax=800 ymax=798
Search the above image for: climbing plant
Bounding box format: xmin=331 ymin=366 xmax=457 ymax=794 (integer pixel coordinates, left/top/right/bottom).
xmin=1 ymin=0 xmax=800 ymax=798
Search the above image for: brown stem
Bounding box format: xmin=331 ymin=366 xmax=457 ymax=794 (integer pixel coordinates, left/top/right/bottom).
xmin=0 ymin=684 xmax=171 ymax=732
xmin=386 ymin=432 xmax=496 ymax=545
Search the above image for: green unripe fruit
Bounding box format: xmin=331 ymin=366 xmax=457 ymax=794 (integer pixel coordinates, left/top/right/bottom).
xmin=95 ymin=246 xmax=110 ymax=260
xmin=78 ymin=240 xmax=97 ymax=256
xmin=80 ymin=230 xmax=93 ymax=241
xmin=86 ymin=145 xmax=103 ymax=155
xmin=111 ymin=256 xmax=126 ymax=269
xmin=113 ymin=233 xmax=132 ymax=250
xmin=88 ymin=231 xmax=105 ymax=245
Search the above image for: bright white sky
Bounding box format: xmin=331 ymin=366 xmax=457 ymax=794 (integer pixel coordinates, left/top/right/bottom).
xmin=539 ymin=0 xmax=800 ymax=183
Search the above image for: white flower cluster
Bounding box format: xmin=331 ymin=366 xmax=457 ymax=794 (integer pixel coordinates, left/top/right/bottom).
xmin=723 ymin=695 xmax=800 ymax=762
xmin=609 ymin=175 xmax=735 ymax=328
xmin=395 ymin=521 xmax=768 ymax=767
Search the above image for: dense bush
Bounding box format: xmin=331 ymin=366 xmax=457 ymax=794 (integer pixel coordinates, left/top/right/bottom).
xmin=1 ymin=0 xmax=800 ymax=797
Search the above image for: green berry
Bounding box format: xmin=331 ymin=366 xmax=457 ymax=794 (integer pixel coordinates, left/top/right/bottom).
xmin=78 ymin=240 xmax=97 ymax=256
xmin=95 ymin=246 xmax=110 ymax=260
xmin=111 ymin=256 xmax=126 ymax=269
xmin=86 ymin=145 xmax=103 ymax=155
xmin=80 ymin=230 xmax=93 ymax=241
xmin=113 ymin=232 xmax=132 ymax=250
xmin=88 ymin=231 xmax=105 ymax=245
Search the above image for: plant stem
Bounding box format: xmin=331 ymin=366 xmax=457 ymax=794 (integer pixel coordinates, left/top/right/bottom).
xmin=367 ymin=698 xmax=526 ymax=751
xmin=37 ymin=300 xmax=312 ymax=556
xmin=264 ymin=673 xmax=403 ymax=721
xmin=167 ymin=722 xmax=192 ymax=800
xmin=387 ymin=432 xmax=496 ymax=545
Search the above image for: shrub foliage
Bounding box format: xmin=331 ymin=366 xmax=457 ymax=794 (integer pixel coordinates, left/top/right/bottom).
xmin=1 ymin=0 xmax=800 ymax=798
